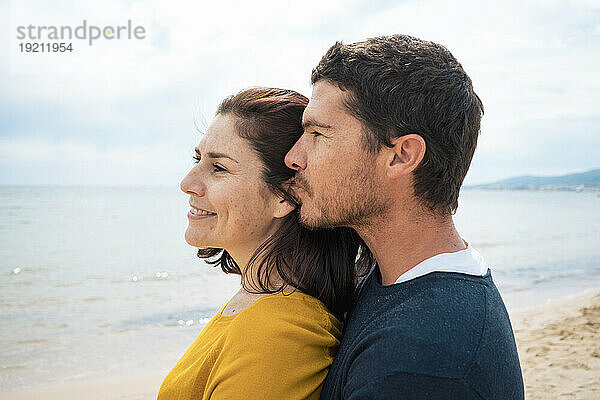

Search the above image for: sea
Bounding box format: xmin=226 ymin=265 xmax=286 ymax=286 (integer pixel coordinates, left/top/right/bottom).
xmin=1 ymin=186 xmax=599 ymax=391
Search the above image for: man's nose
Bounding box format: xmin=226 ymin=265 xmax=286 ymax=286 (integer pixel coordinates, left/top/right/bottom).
xmin=285 ymin=140 xmax=307 ymax=171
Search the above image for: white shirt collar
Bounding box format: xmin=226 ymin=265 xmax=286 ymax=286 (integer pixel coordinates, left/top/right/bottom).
xmin=394 ymin=241 xmax=489 ymax=284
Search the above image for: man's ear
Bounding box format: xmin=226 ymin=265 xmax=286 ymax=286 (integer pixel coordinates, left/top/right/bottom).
xmin=385 ymin=134 xmax=426 ymax=179
xmin=273 ymin=197 xmax=296 ymax=219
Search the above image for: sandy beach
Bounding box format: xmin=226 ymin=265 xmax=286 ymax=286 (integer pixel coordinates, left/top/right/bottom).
xmin=0 ymin=372 xmax=166 ymax=400
xmin=2 ymin=290 xmax=599 ymax=400
xmin=511 ymin=290 xmax=600 ymax=399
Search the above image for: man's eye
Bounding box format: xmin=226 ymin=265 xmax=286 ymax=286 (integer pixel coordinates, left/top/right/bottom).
xmin=309 ymin=131 xmax=322 ymax=137
xmin=193 ymin=155 xmax=201 ymax=163
xmin=213 ymin=164 xmax=227 ymax=173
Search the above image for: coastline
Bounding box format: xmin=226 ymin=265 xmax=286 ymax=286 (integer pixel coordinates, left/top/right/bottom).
xmin=2 ymin=289 xmax=599 ymax=400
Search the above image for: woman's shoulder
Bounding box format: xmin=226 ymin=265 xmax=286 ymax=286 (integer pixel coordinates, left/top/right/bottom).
xmin=205 ymin=292 xmax=342 ymax=399
xmin=228 ymin=291 xmax=341 ymax=339
xmin=248 ymin=291 xmax=337 ymax=320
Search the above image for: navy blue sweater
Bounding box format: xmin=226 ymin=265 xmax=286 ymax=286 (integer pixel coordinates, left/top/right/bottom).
xmin=320 ymin=269 xmax=524 ymax=399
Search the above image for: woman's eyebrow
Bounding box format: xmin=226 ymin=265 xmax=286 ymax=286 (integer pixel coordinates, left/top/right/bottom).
xmin=194 ymin=147 xmax=239 ymax=163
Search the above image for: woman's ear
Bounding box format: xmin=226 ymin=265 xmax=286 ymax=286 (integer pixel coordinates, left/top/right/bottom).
xmin=273 ymin=197 xmax=296 ymax=219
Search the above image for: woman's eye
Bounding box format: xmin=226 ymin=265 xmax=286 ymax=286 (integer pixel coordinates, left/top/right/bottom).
xmin=193 ymin=155 xmax=201 ymax=163
xmin=213 ymin=164 xmax=227 ymax=173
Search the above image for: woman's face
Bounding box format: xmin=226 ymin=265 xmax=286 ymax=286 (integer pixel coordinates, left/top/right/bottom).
xmin=180 ymin=114 xmax=289 ymax=257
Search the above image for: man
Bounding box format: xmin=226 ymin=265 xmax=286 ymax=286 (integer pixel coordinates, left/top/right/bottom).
xmin=285 ymin=35 xmax=524 ymax=399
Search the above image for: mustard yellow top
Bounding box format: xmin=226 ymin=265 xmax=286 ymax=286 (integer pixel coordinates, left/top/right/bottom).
xmin=157 ymin=292 xmax=341 ymax=400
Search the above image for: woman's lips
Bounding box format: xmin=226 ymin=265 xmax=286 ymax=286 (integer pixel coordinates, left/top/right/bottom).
xmin=188 ymin=206 xmax=217 ymax=220
xmin=187 ymin=210 xmax=216 ymax=220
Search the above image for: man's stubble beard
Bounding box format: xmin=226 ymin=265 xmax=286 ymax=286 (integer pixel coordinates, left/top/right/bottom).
xmin=298 ymin=158 xmax=391 ymax=231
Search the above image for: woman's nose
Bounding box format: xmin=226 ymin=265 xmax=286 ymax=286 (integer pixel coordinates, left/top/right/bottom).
xmin=180 ymin=167 xmax=206 ymax=196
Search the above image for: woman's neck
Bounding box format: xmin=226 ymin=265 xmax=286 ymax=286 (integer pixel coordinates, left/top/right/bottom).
xmin=226 ymin=220 xmax=296 ymax=293
xmin=227 ymin=243 xmax=293 ymax=294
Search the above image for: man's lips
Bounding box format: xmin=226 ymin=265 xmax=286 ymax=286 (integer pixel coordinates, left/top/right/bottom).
xmin=291 ymin=176 xmax=311 ymax=196
xmin=294 ymin=185 xmax=308 ymax=195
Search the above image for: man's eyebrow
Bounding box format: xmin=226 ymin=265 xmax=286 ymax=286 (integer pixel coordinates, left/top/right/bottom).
xmin=302 ymin=118 xmax=334 ymax=130
xmin=194 ymin=147 xmax=239 ymax=163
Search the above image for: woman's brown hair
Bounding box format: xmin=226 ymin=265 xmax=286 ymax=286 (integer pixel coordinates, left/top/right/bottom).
xmin=197 ymin=87 xmax=373 ymax=317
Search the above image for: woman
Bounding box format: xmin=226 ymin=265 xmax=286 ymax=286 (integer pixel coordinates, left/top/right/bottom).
xmin=158 ymin=87 xmax=373 ymax=400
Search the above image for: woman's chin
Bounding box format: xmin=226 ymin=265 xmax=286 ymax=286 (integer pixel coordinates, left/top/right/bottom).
xmin=184 ymin=229 xmax=209 ymax=248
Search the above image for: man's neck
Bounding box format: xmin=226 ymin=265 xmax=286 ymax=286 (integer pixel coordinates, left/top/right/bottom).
xmin=356 ymin=207 xmax=467 ymax=286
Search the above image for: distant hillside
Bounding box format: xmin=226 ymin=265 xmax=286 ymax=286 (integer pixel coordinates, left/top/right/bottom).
xmin=468 ymin=169 xmax=600 ymax=191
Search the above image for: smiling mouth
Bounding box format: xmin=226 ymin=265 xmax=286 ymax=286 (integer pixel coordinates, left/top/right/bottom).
xmin=188 ymin=204 xmax=217 ymax=220
xmin=190 ymin=207 xmax=216 ymax=216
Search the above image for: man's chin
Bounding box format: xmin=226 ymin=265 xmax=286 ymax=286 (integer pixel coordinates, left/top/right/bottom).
xmin=298 ymin=205 xmax=323 ymax=230
xmin=299 ymin=205 xmax=340 ymax=230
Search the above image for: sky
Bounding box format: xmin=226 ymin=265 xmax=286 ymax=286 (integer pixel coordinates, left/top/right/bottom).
xmin=1 ymin=0 xmax=599 ymax=187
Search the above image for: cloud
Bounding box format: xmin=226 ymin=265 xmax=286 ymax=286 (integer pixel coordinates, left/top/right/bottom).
xmin=1 ymin=0 xmax=599 ymax=186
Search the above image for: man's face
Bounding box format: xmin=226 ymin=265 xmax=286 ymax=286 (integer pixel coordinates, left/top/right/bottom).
xmin=284 ymin=80 xmax=390 ymax=229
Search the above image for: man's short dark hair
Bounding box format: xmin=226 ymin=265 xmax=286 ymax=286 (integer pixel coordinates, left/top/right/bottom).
xmin=311 ymin=34 xmax=484 ymax=215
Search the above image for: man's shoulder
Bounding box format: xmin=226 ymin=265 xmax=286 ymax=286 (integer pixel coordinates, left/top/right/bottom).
xmin=349 ymin=270 xmax=496 ymax=336
xmin=333 ymin=271 xmax=523 ymax=400
xmin=345 ymin=272 xmax=493 ymax=377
